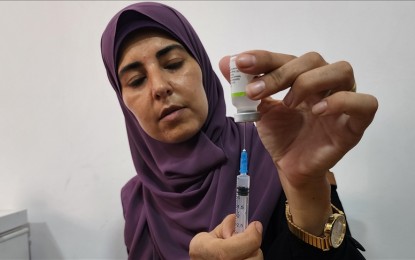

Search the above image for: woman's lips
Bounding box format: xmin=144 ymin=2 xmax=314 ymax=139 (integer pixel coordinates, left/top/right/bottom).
xmin=159 ymin=105 xmax=184 ymax=120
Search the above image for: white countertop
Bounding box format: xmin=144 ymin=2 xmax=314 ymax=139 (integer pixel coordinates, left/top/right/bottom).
xmin=0 ymin=210 xmax=28 ymax=234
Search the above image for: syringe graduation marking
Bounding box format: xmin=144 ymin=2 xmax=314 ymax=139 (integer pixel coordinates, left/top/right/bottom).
xmin=235 ymin=142 xmax=250 ymax=233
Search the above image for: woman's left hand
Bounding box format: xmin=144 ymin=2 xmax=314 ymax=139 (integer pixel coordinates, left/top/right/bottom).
xmin=220 ymin=51 xmax=378 ymax=234
xmin=220 ymin=51 xmax=378 ymax=188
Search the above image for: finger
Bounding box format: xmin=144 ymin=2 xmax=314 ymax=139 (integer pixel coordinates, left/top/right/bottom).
xmin=312 ymin=92 xmax=379 ymax=134
xmin=246 ymin=52 xmax=328 ymax=100
xmin=211 ymin=214 xmax=235 ymax=239
xmin=189 ymin=232 xmax=214 ymax=260
xmin=190 ymin=215 xmax=235 ymax=260
xmin=218 ymin=50 xmax=296 ymax=84
xmin=235 ymin=50 xmax=296 ymax=75
xmin=190 ymin=221 xmax=263 ymax=260
xmin=323 ymin=62 xmax=356 ymax=94
xmin=212 ymin=221 xmax=263 ymax=259
xmin=230 ymin=221 xmax=263 ymax=256
xmin=284 ymin=61 xmax=355 ymax=108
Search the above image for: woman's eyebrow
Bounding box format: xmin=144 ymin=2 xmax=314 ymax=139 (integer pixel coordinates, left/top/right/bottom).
xmin=119 ymin=61 xmax=143 ymax=78
xmin=156 ymin=44 xmax=185 ymax=59
xmin=118 ymin=44 xmax=185 ymax=78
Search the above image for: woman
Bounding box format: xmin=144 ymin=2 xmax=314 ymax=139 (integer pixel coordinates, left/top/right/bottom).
xmin=101 ymin=2 xmax=377 ymax=259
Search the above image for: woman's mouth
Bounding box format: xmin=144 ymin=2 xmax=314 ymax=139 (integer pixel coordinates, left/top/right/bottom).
xmin=159 ymin=105 xmax=184 ymax=121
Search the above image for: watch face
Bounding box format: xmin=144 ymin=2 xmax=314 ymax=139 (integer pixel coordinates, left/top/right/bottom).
xmin=330 ymin=215 xmax=346 ymax=248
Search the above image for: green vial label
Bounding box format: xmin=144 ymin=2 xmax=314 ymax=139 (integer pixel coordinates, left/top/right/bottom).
xmin=232 ymin=92 xmax=247 ymax=98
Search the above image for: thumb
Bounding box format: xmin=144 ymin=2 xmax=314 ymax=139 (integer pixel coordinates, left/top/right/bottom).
xmin=219 ymin=55 xmax=231 ymax=83
xmin=221 ymin=221 xmax=263 ymax=257
xmin=252 ymin=221 xmax=263 ymax=236
xmin=244 ymin=221 xmax=263 ymax=240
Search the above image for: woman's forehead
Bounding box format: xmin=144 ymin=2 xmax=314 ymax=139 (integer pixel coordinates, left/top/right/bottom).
xmin=118 ymin=29 xmax=177 ymax=57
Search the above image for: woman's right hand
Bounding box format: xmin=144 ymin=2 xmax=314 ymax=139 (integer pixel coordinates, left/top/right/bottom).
xmin=189 ymin=214 xmax=263 ymax=260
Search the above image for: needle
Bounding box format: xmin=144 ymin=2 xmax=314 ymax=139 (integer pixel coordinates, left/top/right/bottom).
xmin=243 ymin=122 xmax=246 ymax=150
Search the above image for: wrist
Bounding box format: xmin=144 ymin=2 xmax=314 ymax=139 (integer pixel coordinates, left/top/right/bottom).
xmin=280 ymin=173 xmax=332 ymax=235
xmin=285 ymin=202 xmax=347 ymax=251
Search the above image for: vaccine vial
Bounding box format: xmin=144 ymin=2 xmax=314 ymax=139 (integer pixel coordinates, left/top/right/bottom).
xmin=230 ymin=56 xmax=260 ymax=122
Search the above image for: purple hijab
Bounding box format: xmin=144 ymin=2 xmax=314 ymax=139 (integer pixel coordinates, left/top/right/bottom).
xmin=101 ymin=2 xmax=281 ymax=259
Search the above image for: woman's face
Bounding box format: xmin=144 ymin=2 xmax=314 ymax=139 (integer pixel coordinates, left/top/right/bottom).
xmin=118 ymin=31 xmax=208 ymax=143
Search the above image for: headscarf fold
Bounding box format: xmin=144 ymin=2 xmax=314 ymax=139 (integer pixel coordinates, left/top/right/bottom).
xmin=101 ymin=2 xmax=281 ymax=259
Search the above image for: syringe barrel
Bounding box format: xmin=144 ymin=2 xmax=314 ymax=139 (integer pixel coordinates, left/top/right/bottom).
xmin=237 ymin=174 xmax=250 ymax=188
xmin=235 ymin=174 xmax=250 ymax=233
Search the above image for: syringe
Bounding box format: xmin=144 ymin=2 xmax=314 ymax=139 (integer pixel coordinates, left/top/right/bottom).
xmin=235 ymin=148 xmax=250 ymax=233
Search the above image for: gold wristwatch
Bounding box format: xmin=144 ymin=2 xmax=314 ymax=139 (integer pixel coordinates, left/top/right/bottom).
xmin=285 ymin=202 xmax=347 ymax=251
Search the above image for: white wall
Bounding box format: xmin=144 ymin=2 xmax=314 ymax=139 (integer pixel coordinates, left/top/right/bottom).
xmin=0 ymin=1 xmax=413 ymax=259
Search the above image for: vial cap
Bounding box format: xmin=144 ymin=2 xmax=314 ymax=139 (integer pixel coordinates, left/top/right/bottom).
xmin=234 ymin=111 xmax=261 ymax=123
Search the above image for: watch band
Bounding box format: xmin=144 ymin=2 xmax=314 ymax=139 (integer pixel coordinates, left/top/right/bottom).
xmin=285 ymin=201 xmax=345 ymax=251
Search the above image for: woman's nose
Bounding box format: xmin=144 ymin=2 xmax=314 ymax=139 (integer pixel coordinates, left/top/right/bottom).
xmin=150 ymin=72 xmax=173 ymax=100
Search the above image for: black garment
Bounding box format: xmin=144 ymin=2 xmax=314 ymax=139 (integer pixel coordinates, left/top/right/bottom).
xmin=262 ymin=185 xmax=366 ymax=259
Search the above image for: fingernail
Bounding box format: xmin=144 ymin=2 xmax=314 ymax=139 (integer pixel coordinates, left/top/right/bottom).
xmin=312 ymin=100 xmax=328 ymax=114
xmin=237 ymin=54 xmax=256 ymax=68
xmin=255 ymin=222 xmax=263 ymax=234
xmin=283 ymin=90 xmax=294 ymax=107
xmin=247 ymin=80 xmax=265 ymax=96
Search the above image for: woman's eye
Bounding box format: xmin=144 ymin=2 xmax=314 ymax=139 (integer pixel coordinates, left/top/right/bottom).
xmin=128 ymin=76 xmax=146 ymax=88
xmin=165 ymin=60 xmax=184 ymax=71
